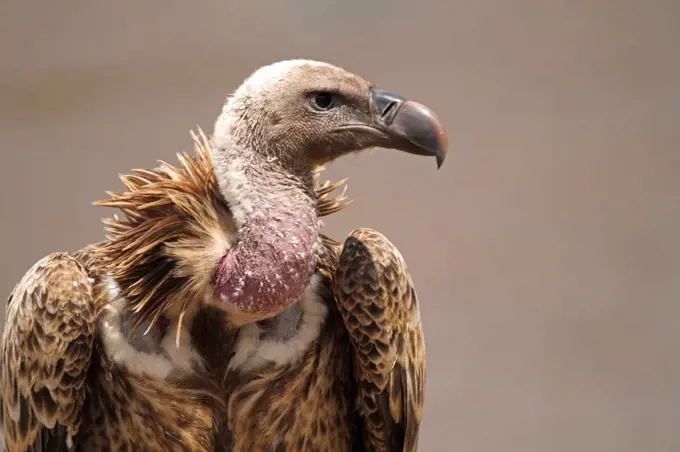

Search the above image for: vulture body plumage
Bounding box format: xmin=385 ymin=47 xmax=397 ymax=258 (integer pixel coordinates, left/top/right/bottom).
xmin=1 ymin=60 xmax=447 ymax=451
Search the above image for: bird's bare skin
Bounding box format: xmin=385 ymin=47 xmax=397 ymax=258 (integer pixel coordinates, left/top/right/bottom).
xmin=1 ymin=59 xmax=446 ymax=451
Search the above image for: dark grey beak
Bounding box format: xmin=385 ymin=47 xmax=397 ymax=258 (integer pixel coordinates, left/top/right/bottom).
xmin=370 ymin=88 xmax=448 ymax=168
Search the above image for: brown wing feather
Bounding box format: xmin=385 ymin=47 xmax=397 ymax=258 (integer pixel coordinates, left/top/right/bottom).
xmin=1 ymin=253 xmax=96 ymax=451
xmin=334 ymin=228 xmax=426 ymax=452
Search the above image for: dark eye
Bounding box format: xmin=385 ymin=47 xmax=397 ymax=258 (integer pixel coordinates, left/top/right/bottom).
xmin=310 ymin=92 xmax=336 ymax=111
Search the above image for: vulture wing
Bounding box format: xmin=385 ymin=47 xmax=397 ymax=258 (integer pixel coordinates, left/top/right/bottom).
xmin=1 ymin=253 xmax=96 ymax=451
xmin=334 ymin=228 xmax=426 ymax=452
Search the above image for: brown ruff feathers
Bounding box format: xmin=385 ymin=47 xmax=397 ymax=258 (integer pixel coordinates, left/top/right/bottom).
xmin=93 ymin=127 xmax=350 ymax=330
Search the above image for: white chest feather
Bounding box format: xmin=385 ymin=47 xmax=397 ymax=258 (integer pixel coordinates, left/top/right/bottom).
xmin=99 ymin=275 xmax=327 ymax=378
xmin=229 ymin=274 xmax=328 ymax=373
xmin=99 ymin=277 xmax=202 ymax=380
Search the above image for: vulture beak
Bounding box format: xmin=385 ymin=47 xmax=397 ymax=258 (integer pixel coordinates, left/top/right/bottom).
xmin=369 ymin=88 xmax=448 ymax=169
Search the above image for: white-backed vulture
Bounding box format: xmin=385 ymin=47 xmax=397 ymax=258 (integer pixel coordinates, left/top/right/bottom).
xmin=1 ymin=59 xmax=448 ymax=451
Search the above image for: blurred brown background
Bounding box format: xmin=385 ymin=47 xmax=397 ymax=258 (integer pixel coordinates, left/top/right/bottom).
xmin=1 ymin=1 xmax=678 ymax=451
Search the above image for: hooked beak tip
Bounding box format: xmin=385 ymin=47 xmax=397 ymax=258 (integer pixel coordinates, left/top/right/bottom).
xmin=370 ymin=88 xmax=448 ymax=168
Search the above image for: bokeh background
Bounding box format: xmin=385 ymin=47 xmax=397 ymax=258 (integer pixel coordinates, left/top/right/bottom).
xmin=1 ymin=1 xmax=679 ymax=451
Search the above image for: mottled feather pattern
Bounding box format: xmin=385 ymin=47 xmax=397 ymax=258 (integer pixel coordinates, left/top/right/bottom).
xmin=0 ymin=250 xmax=229 ymax=451
xmin=335 ymin=229 xmax=426 ymax=452
xmin=223 ymin=314 xmax=355 ymax=451
xmin=76 ymin=350 xmax=227 ymax=452
xmin=1 ymin=253 xmax=96 ymax=451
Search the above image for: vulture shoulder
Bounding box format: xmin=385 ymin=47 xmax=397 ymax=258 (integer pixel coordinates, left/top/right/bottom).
xmin=1 ymin=252 xmax=96 ymax=451
xmin=334 ymin=228 xmax=426 ymax=452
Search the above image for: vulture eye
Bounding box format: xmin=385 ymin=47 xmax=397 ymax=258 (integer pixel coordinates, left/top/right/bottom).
xmin=310 ymin=92 xmax=337 ymax=111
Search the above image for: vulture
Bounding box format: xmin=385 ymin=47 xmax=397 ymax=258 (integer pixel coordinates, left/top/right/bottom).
xmin=0 ymin=59 xmax=447 ymax=451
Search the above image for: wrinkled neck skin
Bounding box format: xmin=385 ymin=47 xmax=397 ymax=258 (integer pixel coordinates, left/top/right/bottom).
xmin=211 ymin=128 xmax=320 ymax=321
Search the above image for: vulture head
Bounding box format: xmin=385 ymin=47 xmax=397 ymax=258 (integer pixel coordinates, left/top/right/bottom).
xmin=97 ymin=59 xmax=447 ymax=328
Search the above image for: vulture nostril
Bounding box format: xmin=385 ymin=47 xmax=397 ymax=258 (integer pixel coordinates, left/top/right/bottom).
xmin=381 ymin=101 xmax=400 ymax=124
xmin=370 ymin=88 xmax=406 ymax=125
xmin=382 ymin=102 xmax=396 ymax=117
